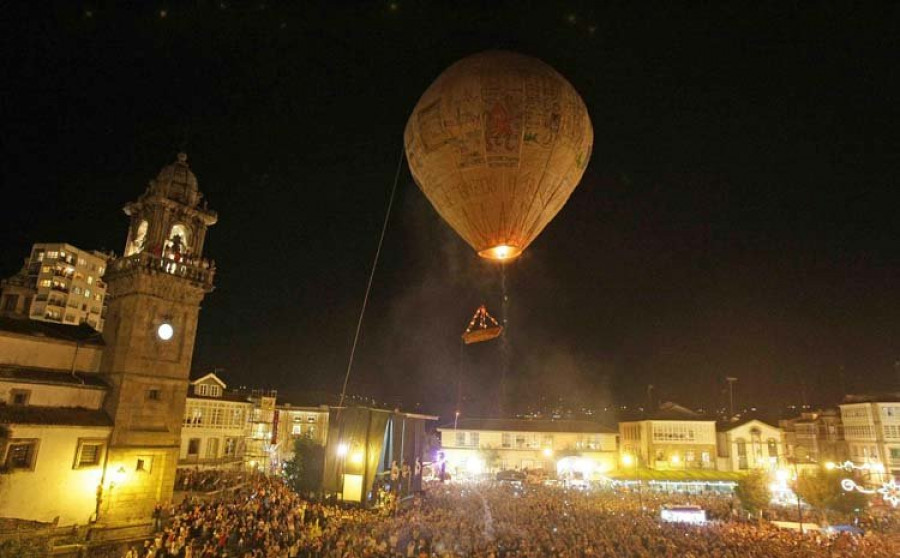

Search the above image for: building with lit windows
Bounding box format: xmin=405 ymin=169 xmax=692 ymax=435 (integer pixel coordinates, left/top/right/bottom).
xmin=436 ymin=418 xmax=618 ymax=479
xmin=274 ymin=403 xmax=330 ymax=466
xmin=245 ymin=390 xmax=278 ymax=472
xmin=779 ymin=409 xmax=846 ymax=464
xmin=716 ymin=419 xmax=784 ymax=472
xmin=619 ymin=402 xmax=718 ymax=471
xmin=0 ymin=317 xmax=110 ymax=526
xmin=839 ymin=394 xmax=900 ymax=480
xmin=1 ymin=243 xmax=109 ymax=332
xmin=180 ymin=373 xmax=250 ymax=469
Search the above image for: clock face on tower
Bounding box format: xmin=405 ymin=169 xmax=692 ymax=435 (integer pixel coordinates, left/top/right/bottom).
xmin=157 ymin=322 xmax=174 ymax=341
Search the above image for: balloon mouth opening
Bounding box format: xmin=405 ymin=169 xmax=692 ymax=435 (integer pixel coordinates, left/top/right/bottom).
xmin=478 ymin=245 xmax=522 ymax=261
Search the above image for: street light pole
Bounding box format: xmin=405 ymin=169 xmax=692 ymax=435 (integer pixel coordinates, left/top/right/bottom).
xmin=791 ymin=459 xmax=803 ymax=535
xmin=725 ymin=377 xmax=738 ymax=418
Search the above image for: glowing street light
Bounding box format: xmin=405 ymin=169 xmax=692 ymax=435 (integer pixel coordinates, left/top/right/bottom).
xmin=622 ymin=453 xmax=634 ymax=467
xmin=111 ymin=466 xmax=127 ymax=487
xmin=350 ymin=451 xmax=364 ymax=465
xmin=543 ymin=448 xmax=554 ymax=458
xmin=337 ymin=443 xmax=349 ymax=457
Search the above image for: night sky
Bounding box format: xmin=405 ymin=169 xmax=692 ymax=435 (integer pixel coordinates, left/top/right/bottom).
xmin=2 ymin=3 xmax=898 ymax=421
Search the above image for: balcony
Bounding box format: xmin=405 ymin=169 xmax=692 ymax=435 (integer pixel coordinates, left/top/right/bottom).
xmin=107 ymin=251 xmax=215 ymax=289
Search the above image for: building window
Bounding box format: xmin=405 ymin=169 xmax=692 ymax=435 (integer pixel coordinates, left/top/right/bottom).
xmin=187 ymin=439 xmax=200 ymax=456
xmin=767 ymin=439 xmax=778 ymax=457
xmin=136 ymin=456 xmax=152 ymax=473
xmin=501 ymin=433 xmax=512 ymax=448
xmin=196 ymin=384 xmax=222 ymax=397
xmin=147 ymin=389 xmax=161 ymax=401
xmin=455 ymin=432 xmax=465 ymax=447
xmin=10 ymin=389 xmax=31 ymax=406
xmin=4 ymin=440 xmax=39 ymax=471
xmin=224 ymin=437 xmax=237 ymax=456
xmin=206 ymin=438 xmax=220 ymax=459
xmin=74 ymin=439 xmax=105 ymax=468
xmin=470 ymin=432 xmax=480 ymax=448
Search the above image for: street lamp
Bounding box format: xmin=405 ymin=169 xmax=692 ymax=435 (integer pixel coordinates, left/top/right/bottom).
xmin=111 ymin=466 xmax=127 ymax=487
xmin=787 ymin=458 xmax=803 ymax=534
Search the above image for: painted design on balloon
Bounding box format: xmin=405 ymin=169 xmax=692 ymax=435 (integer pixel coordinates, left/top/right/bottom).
xmin=405 ymin=50 xmax=593 ymax=261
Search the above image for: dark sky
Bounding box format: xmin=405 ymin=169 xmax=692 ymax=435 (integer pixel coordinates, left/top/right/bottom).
xmin=2 ymin=2 xmax=899 ymax=421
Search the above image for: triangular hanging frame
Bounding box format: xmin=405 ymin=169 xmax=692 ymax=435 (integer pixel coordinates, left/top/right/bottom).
xmin=462 ymin=304 xmax=503 ymax=344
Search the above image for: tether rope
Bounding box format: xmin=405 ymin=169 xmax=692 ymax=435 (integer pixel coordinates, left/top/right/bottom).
xmin=338 ymin=147 xmax=405 ymax=409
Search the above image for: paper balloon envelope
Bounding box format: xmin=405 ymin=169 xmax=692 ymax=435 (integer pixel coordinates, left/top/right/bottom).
xmin=405 ymin=50 xmax=593 ymax=261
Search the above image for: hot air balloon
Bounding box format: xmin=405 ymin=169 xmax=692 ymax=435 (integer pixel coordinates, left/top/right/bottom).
xmin=405 ymin=51 xmax=593 ymax=261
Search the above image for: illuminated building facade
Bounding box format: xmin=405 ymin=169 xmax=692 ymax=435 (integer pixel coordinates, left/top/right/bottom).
xmin=0 ymin=318 xmax=110 ymax=526
xmin=97 ymin=152 xmax=217 ymax=529
xmin=244 ymin=390 xmax=278 ymax=472
xmin=779 ymin=409 xmax=846 ymax=464
xmin=274 ymin=403 xmax=330 ymax=465
xmin=839 ymin=394 xmax=900 ymax=480
xmin=619 ymin=403 xmax=718 ymax=471
xmin=1 ymin=243 xmax=109 ymax=332
xmin=716 ymin=419 xmax=784 ymax=472
xmin=180 ymin=373 xmax=250 ymax=469
xmin=437 ymin=418 xmax=618 ymax=478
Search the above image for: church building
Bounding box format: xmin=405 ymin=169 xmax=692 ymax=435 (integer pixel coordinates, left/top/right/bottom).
xmin=0 ymin=153 xmax=217 ymax=532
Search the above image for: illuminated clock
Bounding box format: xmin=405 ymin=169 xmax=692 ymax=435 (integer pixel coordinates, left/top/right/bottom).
xmin=157 ymin=322 xmax=174 ymax=341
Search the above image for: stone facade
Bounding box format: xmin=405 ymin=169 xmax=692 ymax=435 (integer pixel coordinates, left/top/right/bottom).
xmin=96 ymin=153 xmax=217 ymax=527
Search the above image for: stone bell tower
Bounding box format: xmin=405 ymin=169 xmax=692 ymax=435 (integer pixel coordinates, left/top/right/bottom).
xmin=98 ymin=153 xmax=217 ymax=526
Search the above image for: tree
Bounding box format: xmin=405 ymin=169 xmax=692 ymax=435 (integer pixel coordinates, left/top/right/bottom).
xmin=480 ymin=446 xmax=501 ymax=472
xmin=284 ymin=438 xmax=325 ymax=495
xmin=734 ymin=469 xmax=771 ymax=514
xmin=796 ymin=468 xmax=869 ymax=516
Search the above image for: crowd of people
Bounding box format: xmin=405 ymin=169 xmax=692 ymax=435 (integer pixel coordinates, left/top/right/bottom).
xmin=124 ymin=473 xmax=900 ymax=558
xmin=175 ymin=469 xmax=247 ymax=494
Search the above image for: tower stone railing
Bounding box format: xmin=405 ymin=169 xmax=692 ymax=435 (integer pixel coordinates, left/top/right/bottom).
xmin=106 ymin=251 xmax=215 ymax=290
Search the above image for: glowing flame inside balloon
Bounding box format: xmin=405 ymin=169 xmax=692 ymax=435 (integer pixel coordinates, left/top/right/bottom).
xmin=479 ymin=244 xmax=521 ymax=261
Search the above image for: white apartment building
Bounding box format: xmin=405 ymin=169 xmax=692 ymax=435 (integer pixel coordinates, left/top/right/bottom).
xmin=839 ymin=394 xmax=900 ymax=480
xmin=1 ymin=243 xmax=109 ymax=332
xmin=180 ymin=373 xmax=251 ymax=469
xmin=437 ymin=418 xmax=618 ymax=479
xmin=716 ymin=419 xmax=784 ymax=472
